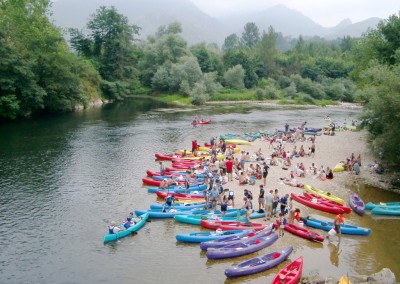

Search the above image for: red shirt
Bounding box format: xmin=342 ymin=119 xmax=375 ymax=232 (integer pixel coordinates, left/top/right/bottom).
xmin=226 ymin=160 xmax=233 ymax=172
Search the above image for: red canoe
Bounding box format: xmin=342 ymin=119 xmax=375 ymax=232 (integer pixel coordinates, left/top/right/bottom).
xmin=200 ymin=220 xmax=268 ymax=231
xmin=276 ymin=222 xmax=324 ymax=242
xmin=271 ymin=256 xmax=303 ymax=284
xmin=291 ymin=193 xmax=345 ymax=214
xmin=156 ymin=190 xmax=204 ymax=200
xmin=192 ymin=119 xmax=211 ymax=125
xmin=155 ymin=153 xmax=175 ymax=161
xmin=303 ymin=192 xmax=352 ymax=214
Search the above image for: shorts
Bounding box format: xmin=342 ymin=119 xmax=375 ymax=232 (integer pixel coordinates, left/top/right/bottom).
xmin=263 ymin=173 xmax=268 ymax=178
xmin=258 ymin=198 xmax=265 ymax=203
xmin=335 ymin=224 xmax=341 ymax=234
xmin=272 ymin=201 xmax=278 ymax=209
xmin=280 ymin=224 xmax=285 ymax=229
xmin=311 ymin=148 xmax=315 ymax=153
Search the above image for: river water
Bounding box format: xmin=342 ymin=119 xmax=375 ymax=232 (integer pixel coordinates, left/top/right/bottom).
xmin=0 ymin=99 xmax=398 ymax=284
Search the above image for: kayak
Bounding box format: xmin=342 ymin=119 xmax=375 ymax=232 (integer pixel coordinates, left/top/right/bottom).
xmin=225 ymin=246 xmax=293 ymax=277
xmin=282 ymin=223 xmax=324 ymax=242
xmin=304 ymin=184 xmax=344 ymax=204
xmin=333 ymin=162 xmax=345 ymax=173
xmin=271 ymin=256 xmax=303 ymax=284
xmin=303 ymin=192 xmax=351 ymax=214
xmin=149 ymin=202 xmax=208 ymax=210
xmin=200 ymin=219 xmax=268 ymax=231
xmin=147 ymin=184 xmax=207 ymax=193
xmin=338 ymin=275 xmax=352 ymax=284
xmin=291 ymin=193 xmax=345 ymax=214
xmin=365 ymin=201 xmax=400 ymax=210
xmin=142 ymin=177 xmax=203 ymax=187
xmin=155 ymin=153 xmax=176 ymax=161
xmin=174 ymin=214 xmax=246 ymax=225
xmin=371 ymin=206 xmax=400 ymax=216
xmin=156 ymin=190 xmax=204 ymax=200
xmin=224 ymin=139 xmax=251 ymax=145
xmin=300 ymin=216 xmax=372 ymax=235
xmin=103 ymin=213 xmax=149 ymax=243
xmin=349 ymin=192 xmax=365 ymax=215
xmin=206 ymin=233 xmax=278 ymax=259
xmin=192 ymin=119 xmax=211 ymax=125
xmin=200 ymin=227 xmax=273 ymax=250
xmin=176 ymin=229 xmax=249 ymax=243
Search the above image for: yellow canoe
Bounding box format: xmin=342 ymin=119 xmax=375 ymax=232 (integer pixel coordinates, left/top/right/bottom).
xmin=198 ymin=146 xmax=240 ymax=154
xmin=224 ymin=139 xmax=251 ymax=145
xmin=338 ymin=275 xmax=351 ymax=284
xmin=304 ymin=184 xmax=345 ymax=205
xmin=333 ymin=162 xmax=345 ymax=172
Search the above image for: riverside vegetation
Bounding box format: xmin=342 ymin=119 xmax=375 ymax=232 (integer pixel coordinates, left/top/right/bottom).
xmin=0 ymin=1 xmax=399 ymax=168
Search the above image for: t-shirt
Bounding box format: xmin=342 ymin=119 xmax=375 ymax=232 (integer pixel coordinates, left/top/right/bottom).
xmin=265 ymin=193 xmax=274 ymax=205
xmin=280 ymin=196 xmax=288 ymax=206
xmin=226 ymin=160 xmax=233 ymax=172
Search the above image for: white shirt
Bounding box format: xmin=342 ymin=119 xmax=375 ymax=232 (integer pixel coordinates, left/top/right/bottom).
xmin=265 ymin=193 xmax=274 ymax=205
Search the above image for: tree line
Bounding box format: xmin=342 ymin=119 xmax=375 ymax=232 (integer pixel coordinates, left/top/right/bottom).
xmin=0 ymin=1 xmax=399 ymax=166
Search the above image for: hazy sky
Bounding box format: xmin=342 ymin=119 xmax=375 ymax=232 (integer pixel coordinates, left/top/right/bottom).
xmin=191 ymin=0 xmax=400 ymax=27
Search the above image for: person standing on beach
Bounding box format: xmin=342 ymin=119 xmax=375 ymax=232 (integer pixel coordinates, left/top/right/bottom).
xmin=226 ymin=158 xmax=233 ymax=181
xmin=311 ymin=141 xmax=316 ymax=158
xmin=285 ymin=123 xmax=289 ymax=135
xmin=279 ymin=194 xmax=289 ymax=215
xmin=258 ymin=185 xmax=265 ymax=212
xmin=242 ymin=196 xmax=252 ymax=223
xmin=272 ymin=189 xmax=279 ymax=217
xmin=262 ymin=162 xmax=270 ymax=186
xmin=264 ymin=190 xmax=274 ymax=220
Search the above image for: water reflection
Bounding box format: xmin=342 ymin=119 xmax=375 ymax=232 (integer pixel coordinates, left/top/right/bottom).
xmin=328 ymin=241 xmax=341 ymax=267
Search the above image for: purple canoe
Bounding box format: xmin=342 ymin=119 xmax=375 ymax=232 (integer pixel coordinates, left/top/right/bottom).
xmin=206 ymin=233 xmax=278 ymax=259
xmin=349 ymin=192 xmax=365 ymax=215
xmin=224 ymin=246 xmax=293 ymax=277
xmin=200 ymin=226 xmax=273 ymax=250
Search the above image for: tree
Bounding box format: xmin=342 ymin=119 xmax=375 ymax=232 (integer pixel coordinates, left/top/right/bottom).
xmin=256 ymin=26 xmax=281 ymax=78
xmin=241 ymin=22 xmax=260 ymax=48
xmin=223 ymin=65 xmax=245 ymax=89
xmin=222 ymin=33 xmax=240 ymax=51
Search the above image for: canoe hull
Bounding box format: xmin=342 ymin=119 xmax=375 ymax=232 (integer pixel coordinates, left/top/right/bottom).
xmin=103 ymin=213 xmax=149 ymax=243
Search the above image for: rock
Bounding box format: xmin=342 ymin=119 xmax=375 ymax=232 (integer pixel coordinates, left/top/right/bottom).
xmin=356 ymin=268 xmax=396 ymax=284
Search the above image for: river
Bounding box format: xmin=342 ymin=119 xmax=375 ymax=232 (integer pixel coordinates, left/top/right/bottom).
xmin=0 ymin=99 xmax=398 ymax=284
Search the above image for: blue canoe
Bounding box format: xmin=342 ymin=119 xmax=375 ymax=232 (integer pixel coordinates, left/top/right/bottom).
xmin=135 ymin=208 xmax=244 ymax=219
xmin=225 ymin=246 xmax=293 ymax=277
xmin=301 ymin=216 xmax=371 ymax=236
xmin=150 ymin=202 xmax=209 ymax=210
xmin=371 ymin=206 xmax=400 ymax=215
xmin=152 ymin=175 xmax=204 ymax=182
xmin=147 ymin=184 xmax=207 ymax=193
xmin=176 ymin=230 xmax=249 ymax=243
xmin=174 ymin=214 xmax=246 ymax=225
xmin=365 ymin=201 xmax=400 ymax=210
xmin=103 ymin=212 xmax=149 ymax=243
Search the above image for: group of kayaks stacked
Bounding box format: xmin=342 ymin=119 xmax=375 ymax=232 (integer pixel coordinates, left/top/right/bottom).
xmin=365 ymin=201 xmax=400 ymax=216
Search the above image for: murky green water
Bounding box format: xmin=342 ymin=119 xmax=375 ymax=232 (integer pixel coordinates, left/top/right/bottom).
xmin=0 ymin=99 xmax=398 ymax=283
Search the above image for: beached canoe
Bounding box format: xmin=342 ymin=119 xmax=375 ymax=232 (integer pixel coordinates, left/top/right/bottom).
xmin=371 ymin=206 xmax=400 ymax=216
xmin=149 ymin=202 xmax=208 ymax=210
xmin=206 ymin=233 xmax=278 ymax=259
xmin=333 ymin=162 xmax=345 ymax=173
xmin=365 ymin=201 xmax=400 ymax=210
xmin=271 ymin=256 xmax=303 ymax=284
xmin=300 ymin=216 xmax=372 ymax=236
xmin=338 ymin=275 xmax=352 ymax=284
xmin=224 ymin=139 xmax=251 ymax=145
xmin=147 ymin=184 xmax=207 ymax=193
xmin=142 ymin=177 xmax=203 ymax=187
xmin=224 ymin=246 xmax=293 ymax=277
xmin=200 ymin=227 xmax=273 ymax=250
xmin=291 ymin=193 xmax=345 ymax=214
xmin=103 ymin=213 xmax=149 ymax=243
xmin=304 ymin=184 xmax=344 ymax=204
xmin=156 ymin=190 xmax=204 ymax=200
xmin=200 ymin=219 xmax=268 ymax=231
xmin=280 ymin=223 xmax=324 ymax=242
xmin=174 ymin=214 xmax=246 ymax=225
xmin=349 ymin=192 xmax=365 ymax=215
xmin=303 ymin=192 xmax=351 ymax=214
xmin=176 ymin=229 xmax=249 ymax=243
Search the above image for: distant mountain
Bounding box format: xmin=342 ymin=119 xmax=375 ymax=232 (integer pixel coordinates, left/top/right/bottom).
xmin=50 ymin=0 xmax=381 ymax=46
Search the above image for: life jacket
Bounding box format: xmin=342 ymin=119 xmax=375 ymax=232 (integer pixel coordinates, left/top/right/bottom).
xmin=282 ymin=217 xmax=287 ymax=225
xmin=109 ymin=226 xmax=115 ymax=234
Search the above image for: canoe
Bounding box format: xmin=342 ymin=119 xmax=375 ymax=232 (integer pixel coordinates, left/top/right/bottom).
xmin=283 ymin=223 xmax=324 ymax=242
xmin=147 ymin=184 xmax=207 ymax=193
xmin=155 ymin=153 xmax=176 ymax=161
xmin=200 ymin=219 xmax=268 ymax=231
xmin=339 ymin=275 xmax=352 ymax=284
xmin=303 ymin=192 xmax=351 ymax=214
xmin=103 ymin=213 xmax=149 ymax=243
xmin=271 ymin=256 xmax=303 ymax=284
xmin=176 ymin=229 xmax=248 ymax=243
xmin=333 ymin=162 xmax=345 ymax=173
xmin=156 ymin=190 xmax=204 ymax=200
xmin=304 ymin=184 xmax=344 ymax=204
xmin=192 ymin=119 xmax=211 ymax=125
xmin=174 ymin=214 xmax=246 ymax=225
xmin=365 ymin=201 xmax=400 ymax=210
xmin=291 ymin=193 xmax=345 ymax=214
xmin=300 ymin=216 xmax=372 ymax=235
xmin=150 ymin=202 xmax=208 ymax=210
xmin=206 ymin=233 xmax=278 ymax=259
xmin=142 ymin=177 xmax=203 ymax=187
xmin=224 ymin=139 xmax=251 ymax=145
xmin=349 ymin=192 xmax=365 ymax=215
xmin=200 ymin=227 xmax=273 ymax=250
xmin=225 ymin=246 xmax=293 ymax=277
xmin=371 ymin=206 xmax=400 ymax=216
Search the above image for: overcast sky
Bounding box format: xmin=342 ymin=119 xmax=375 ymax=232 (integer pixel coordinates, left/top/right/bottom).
xmin=191 ymin=0 xmax=400 ymax=27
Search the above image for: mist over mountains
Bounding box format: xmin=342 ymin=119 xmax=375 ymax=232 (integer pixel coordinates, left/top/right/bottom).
xmin=51 ymin=0 xmax=381 ymax=45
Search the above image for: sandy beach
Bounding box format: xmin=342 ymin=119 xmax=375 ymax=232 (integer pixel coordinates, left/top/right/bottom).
xmin=221 ymin=129 xmax=383 ymax=215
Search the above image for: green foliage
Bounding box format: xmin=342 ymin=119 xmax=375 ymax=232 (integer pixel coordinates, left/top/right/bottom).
xmin=241 ymin=22 xmax=260 ymax=48
xmin=223 ymin=65 xmax=245 ymax=89
xmin=222 ymin=34 xmax=240 ymax=51
xmin=255 ymin=88 xmax=266 ymax=100
xmin=190 ymin=82 xmax=209 ymax=105
xmin=210 ymin=89 xmax=257 ymax=101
